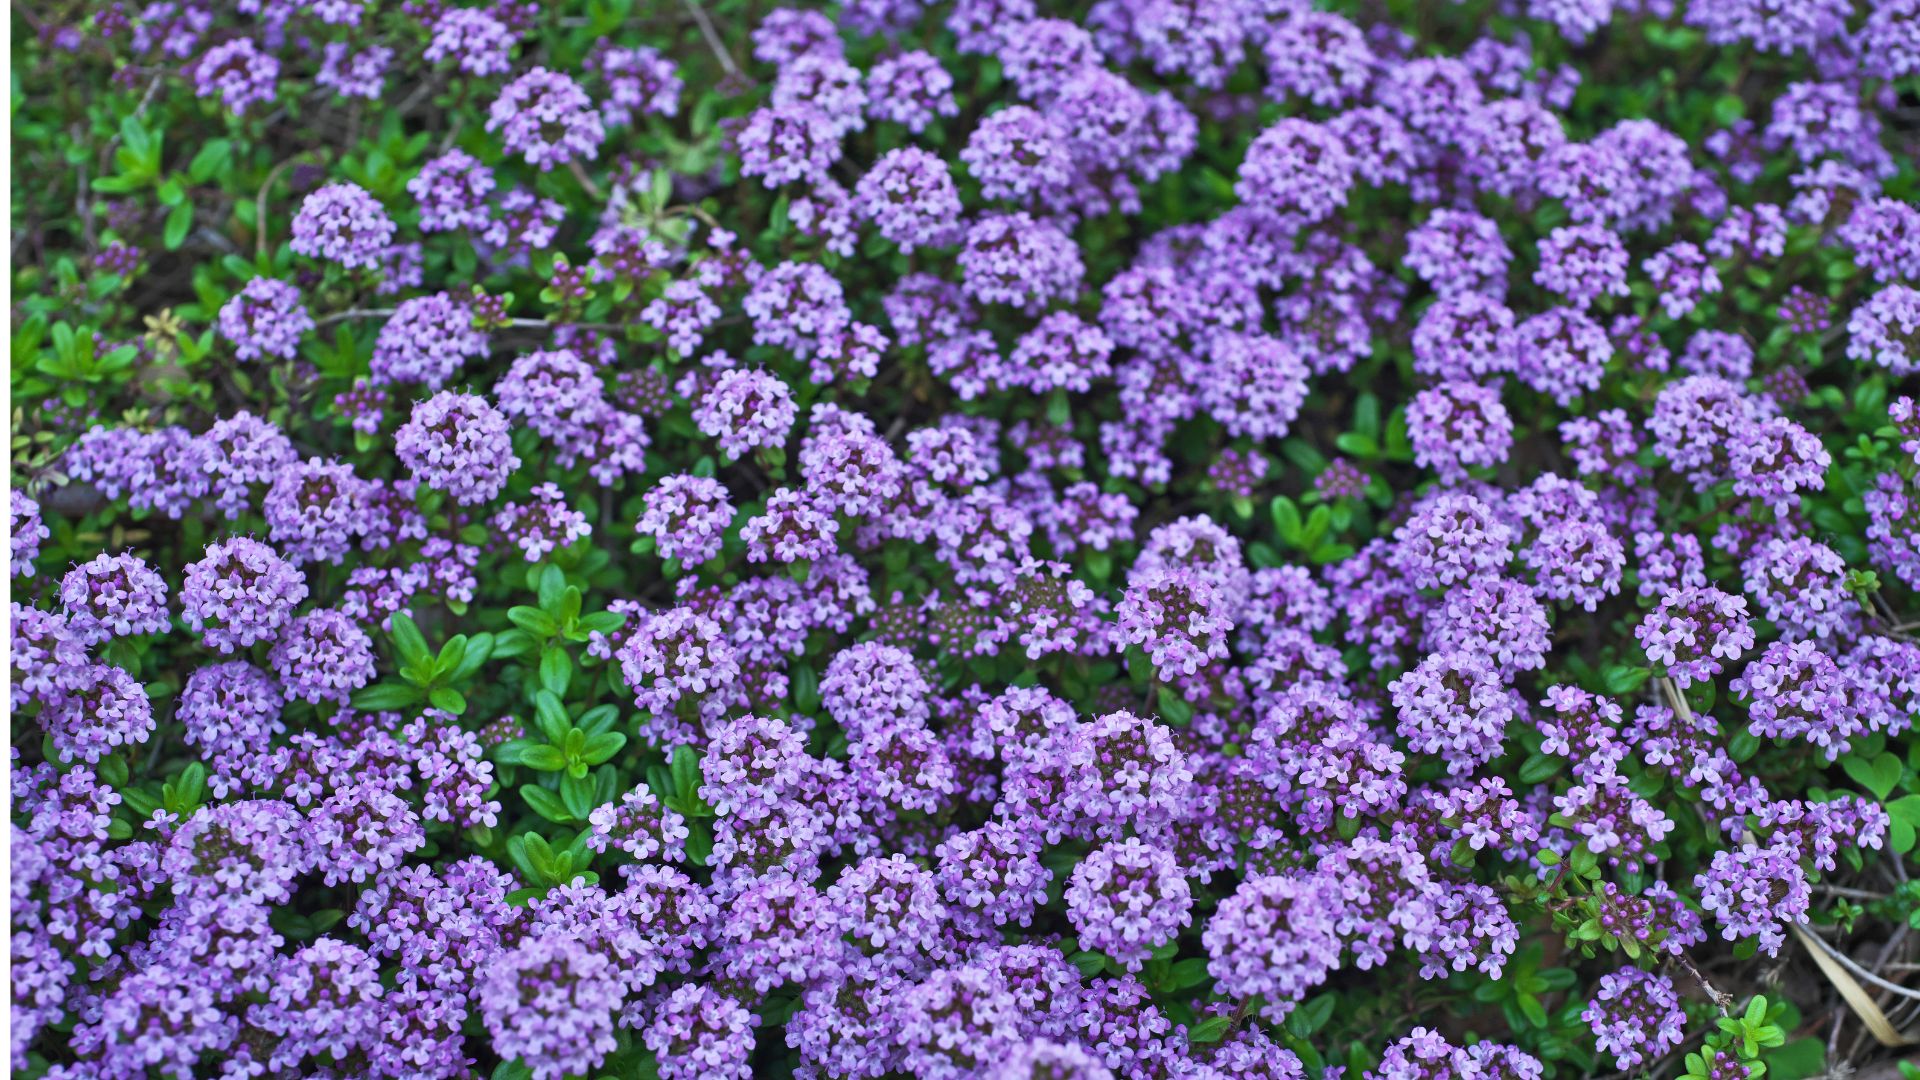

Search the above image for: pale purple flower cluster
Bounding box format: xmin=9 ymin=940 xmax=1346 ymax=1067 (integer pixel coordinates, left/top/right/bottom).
xmin=395 ymin=390 xmax=520 ymax=505
xmin=217 ymin=278 xmax=314 ymax=362
xmin=290 ymin=182 xmax=395 ymax=270
xmin=24 ymin=5 xmax=1920 ymax=1077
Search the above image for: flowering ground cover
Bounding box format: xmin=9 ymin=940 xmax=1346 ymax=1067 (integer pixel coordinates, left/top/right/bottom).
xmin=9 ymin=0 xmax=1920 ymax=1077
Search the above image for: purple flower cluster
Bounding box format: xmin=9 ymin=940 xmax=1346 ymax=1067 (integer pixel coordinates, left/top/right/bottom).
xmin=19 ymin=4 xmax=1920 ymax=1078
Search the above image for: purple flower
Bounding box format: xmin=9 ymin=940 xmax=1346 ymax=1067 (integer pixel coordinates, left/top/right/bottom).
xmin=752 ymin=7 xmax=842 ymax=65
xmin=43 ymin=662 xmax=154 ymax=763
xmin=408 ymin=150 xmax=496 ymax=233
xmin=1205 ymin=872 xmax=1344 ymax=1024
xmin=1412 ymin=293 xmax=1517 ymax=381
xmin=218 ymin=278 xmax=313 ymax=361
xmin=617 ymin=606 xmax=741 ymax=726
xmin=643 ymin=984 xmax=757 ymax=1080
xmin=743 ymin=486 xmax=840 ymax=565
xmin=961 ymin=106 xmax=1074 ymax=204
xmin=424 ymin=6 xmax=515 ymax=76
xmin=695 ymin=369 xmax=797 ymax=459
xmin=1644 ymin=241 xmax=1723 ymax=319
xmin=316 ymin=41 xmax=389 ymax=99
xmin=772 ymin=54 xmax=867 ymax=137
xmin=1583 ymin=968 xmax=1685 ymax=1070
xmin=737 ymin=105 xmax=842 ymax=188
xmin=1734 ymin=638 xmax=1860 ymax=759
xmin=1637 ymin=586 xmax=1756 ymax=688
xmin=1262 ymin=11 xmax=1375 ymax=107
xmin=396 ymin=391 xmax=519 ymax=505
xmin=180 ymin=537 xmax=307 ymax=652
xmin=1696 ymin=838 xmax=1810 ymax=957
xmin=596 ymin=44 xmax=682 ymax=125
xmin=1406 ymin=383 xmax=1514 ymax=483
xmin=641 ymin=281 xmax=722 ymax=356
xmin=178 ymin=662 xmax=285 ymax=795
xmin=934 ymin=821 xmax=1053 ymax=932
xmin=1741 ymin=536 xmax=1856 ymax=641
xmin=269 ymin=608 xmax=375 ymax=704
xmin=11 ymin=491 xmax=48 ymax=577
xmin=855 ymin=148 xmax=962 ymax=252
xmin=192 ymin=36 xmax=278 ymax=114
xmin=487 ymin=67 xmax=604 ymax=171
xmin=1534 ymin=223 xmax=1631 ymax=308
xmin=1390 ymin=652 xmax=1516 ymax=776
xmin=60 ymin=552 xmax=171 ymax=644
xmin=290 ymin=182 xmax=395 ymax=270
xmin=1460 ymin=98 xmax=1566 ymax=198
xmin=745 ymin=261 xmax=851 ymax=354
xmin=588 ymin=782 xmax=689 ymax=863
xmin=1199 ymin=333 xmax=1310 ymax=441
xmin=373 ymin=291 xmax=491 ymax=388
xmin=867 ymin=50 xmax=957 ymax=133
xmin=1117 ymin=566 xmax=1231 ymax=676
xmin=1236 ymin=118 xmax=1354 ymax=225
xmin=1065 ymin=837 xmax=1192 ymax=972
xmin=1847 ymin=285 xmax=1920 ymax=377
xmin=637 ymin=475 xmax=735 ymax=566
xmin=1514 ymin=307 xmax=1611 ymax=406
xmin=479 ymin=935 xmax=625 ymax=1080
xmin=1406 ymin=210 xmax=1512 ymax=298
xmin=958 ymin=212 xmax=1084 ymax=312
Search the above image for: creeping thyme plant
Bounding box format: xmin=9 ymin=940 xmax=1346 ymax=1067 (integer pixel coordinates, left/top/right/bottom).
xmin=10 ymin=0 xmax=1920 ymax=1077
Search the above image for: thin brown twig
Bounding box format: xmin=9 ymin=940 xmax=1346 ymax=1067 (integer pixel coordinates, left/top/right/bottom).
xmin=1672 ymin=951 xmax=1735 ymax=1016
xmin=256 ymin=157 xmax=303 ymax=263
xmin=315 ymin=307 xmax=397 ymax=326
xmin=568 ymin=159 xmax=604 ymax=201
xmin=680 ymin=0 xmax=742 ymax=78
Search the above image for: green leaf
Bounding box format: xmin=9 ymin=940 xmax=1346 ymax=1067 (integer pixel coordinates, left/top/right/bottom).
xmin=449 ymin=632 xmax=494 ymax=681
xmin=539 ymin=647 xmax=573 ymax=697
xmin=492 ymin=1058 xmax=535 ymax=1080
xmin=175 ymin=763 xmax=207 ymax=811
xmin=1887 ymin=795 xmax=1920 ymax=853
xmin=351 ymin=682 xmax=424 ymax=711
xmin=428 ymin=687 xmax=467 ymax=714
xmin=1157 ymin=686 xmax=1194 ymax=726
xmin=671 ymin=745 xmax=703 ymax=801
xmin=389 ymin=612 xmax=432 ymax=667
xmin=537 ymin=565 xmax=566 ymax=609
xmin=1601 ymin=664 xmax=1651 ymax=695
xmin=509 ymin=606 xmax=558 ymax=637
xmin=1354 ymin=393 xmax=1381 ymax=438
xmin=521 ymin=784 xmax=574 ymax=822
xmin=1068 ymin=951 xmax=1107 ymax=979
xmin=188 ymin=139 xmax=232 ymax=183
xmin=1160 ymin=957 xmax=1211 ymax=992
xmin=580 ymin=731 xmax=627 ymax=766
xmin=1189 ymin=1016 xmax=1233 ymax=1044
xmin=520 ymin=745 xmax=567 ymax=772
xmin=1518 ymin=752 xmax=1563 ymax=785
xmin=1762 ymin=1038 xmax=1824 ymax=1080
xmin=1286 ymin=994 xmax=1336 ymax=1037
xmin=163 ymin=202 xmax=193 ymax=251
xmin=1270 ymin=496 xmax=1303 ymax=545
xmin=560 ymin=773 xmax=598 ymax=821
xmin=534 ymin=690 xmax=571 ymax=744
xmin=683 ymin=819 xmax=714 ymax=866
xmin=434 ymin=635 xmax=470 ymax=679
xmin=1842 ymin=752 xmax=1903 ymax=801
xmin=1335 ymin=431 xmax=1379 ymax=458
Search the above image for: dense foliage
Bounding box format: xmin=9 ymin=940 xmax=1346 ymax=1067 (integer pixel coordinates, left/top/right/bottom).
xmin=10 ymin=0 xmax=1920 ymax=1077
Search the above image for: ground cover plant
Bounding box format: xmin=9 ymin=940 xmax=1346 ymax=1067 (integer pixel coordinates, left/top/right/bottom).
xmin=10 ymin=0 xmax=1920 ymax=1076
